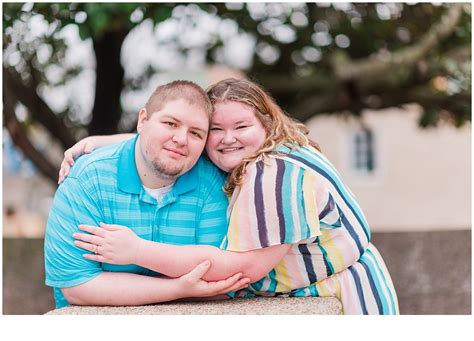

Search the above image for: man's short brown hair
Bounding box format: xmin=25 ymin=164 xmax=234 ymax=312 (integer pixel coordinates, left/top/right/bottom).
xmin=144 ymin=80 xmax=213 ymax=118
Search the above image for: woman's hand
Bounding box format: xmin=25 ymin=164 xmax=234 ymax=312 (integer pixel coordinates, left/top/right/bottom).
xmin=73 ymin=223 xmax=143 ymax=265
xmin=58 ymin=137 xmax=96 ymax=184
xmin=178 ymin=260 xmax=250 ymax=298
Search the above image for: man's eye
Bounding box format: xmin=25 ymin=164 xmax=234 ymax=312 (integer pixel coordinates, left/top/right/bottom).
xmin=164 ymin=122 xmax=177 ymax=127
xmin=191 ymin=131 xmax=202 ymax=139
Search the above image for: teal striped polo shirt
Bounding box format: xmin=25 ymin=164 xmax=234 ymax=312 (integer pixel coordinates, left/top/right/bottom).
xmin=44 ymin=135 xmax=229 ymax=308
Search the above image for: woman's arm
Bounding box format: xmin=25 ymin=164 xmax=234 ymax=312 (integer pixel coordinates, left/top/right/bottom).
xmin=137 ymin=239 xmax=291 ymax=283
xmin=74 ymin=223 xmax=292 ymax=283
xmin=59 ymin=133 xmax=135 ymax=183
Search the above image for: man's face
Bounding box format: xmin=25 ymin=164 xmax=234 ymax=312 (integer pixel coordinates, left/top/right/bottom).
xmin=137 ymin=99 xmax=209 ymax=183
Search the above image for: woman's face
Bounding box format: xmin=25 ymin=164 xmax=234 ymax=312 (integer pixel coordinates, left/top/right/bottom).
xmin=205 ymin=101 xmax=267 ymax=172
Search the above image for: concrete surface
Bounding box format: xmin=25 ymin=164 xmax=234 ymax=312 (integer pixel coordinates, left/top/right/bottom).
xmin=45 ymin=297 xmax=342 ymax=315
xmin=3 ymin=230 xmax=472 ymax=314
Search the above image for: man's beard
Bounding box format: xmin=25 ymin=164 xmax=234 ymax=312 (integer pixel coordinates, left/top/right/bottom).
xmin=150 ymin=158 xmax=184 ymax=180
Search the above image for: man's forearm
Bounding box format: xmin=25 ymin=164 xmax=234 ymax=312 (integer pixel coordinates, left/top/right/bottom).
xmin=62 ymin=272 xmax=185 ymax=306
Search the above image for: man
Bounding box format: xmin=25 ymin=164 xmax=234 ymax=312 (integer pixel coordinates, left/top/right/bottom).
xmin=44 ymin=81 xmax=239 ymax=308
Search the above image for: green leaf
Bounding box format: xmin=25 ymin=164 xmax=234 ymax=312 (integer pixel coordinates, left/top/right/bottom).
xmin=152 ymin=6 xmax=173 ymax=23
xmin=89 ymin=10 xmax=110 ymax=38
xmin=78 ymin=24 xmax=91 ymax=41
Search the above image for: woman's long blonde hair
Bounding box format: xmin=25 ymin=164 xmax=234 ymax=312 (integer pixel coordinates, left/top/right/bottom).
xmin=207 ymin=78 xmax=321 ymax=195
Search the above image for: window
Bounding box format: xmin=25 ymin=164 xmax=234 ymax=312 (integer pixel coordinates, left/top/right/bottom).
xmin=352 ymin=126 xmax=376 ymax=174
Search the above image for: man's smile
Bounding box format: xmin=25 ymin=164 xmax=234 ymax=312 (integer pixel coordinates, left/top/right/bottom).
xmin=163 ymin=147 xmax=186 ymax=157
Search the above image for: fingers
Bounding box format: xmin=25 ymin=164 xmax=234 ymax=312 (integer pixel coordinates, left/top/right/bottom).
xmin=58 ymin=159 xmax=72 ymax=184
xmin=64 ymin=149 xmax=75 ymax=165
xmin=207 ymin=272 xmax=244 ymax=293
xmin=69 ymin=143 xmax=85 ymax=160
xmin=73 ymin=240 xmax=99 ymax=253
xmin=78 ymin=224 xmax=106 ymax=237
xmin=73 ymin=232 xmax=104 ymax=246
xmin=217 ymin=277 xmax=250 ymax=294
xmin=58 ymin=170 xmax=64 ymax=184
xmin=83 ymin=253 xmax=105 ymax=263
xmin=58 ymin=150 xmax=75 ymax=184
xmin=187 ymin=260 xmax=212 ymax=281
xmin=58 ymin=140 xmax=94 ymax=184
xmin=99 ymin=222 xmax=123 ymax=231
xmin=83 ymin=143 xmax=94 ymax=154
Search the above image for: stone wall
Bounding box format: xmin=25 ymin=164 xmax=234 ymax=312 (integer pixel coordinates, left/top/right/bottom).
xmin=3 ymin=230 xmax=471 ymax=315
xmin=3 ymin=238 xmax=55 ymax=314
xmin=46 ymin=297 xmax=342 ymax=315
xmin=371 ymin=230 xmax=471 ymax=314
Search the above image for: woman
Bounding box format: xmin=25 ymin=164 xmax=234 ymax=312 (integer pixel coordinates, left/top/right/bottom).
xmin=61 ymin=78 xmax=399 ymax=314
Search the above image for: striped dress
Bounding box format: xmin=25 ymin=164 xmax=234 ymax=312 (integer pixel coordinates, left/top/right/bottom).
xmin=221 ymin=145 xmax=399 ymax=314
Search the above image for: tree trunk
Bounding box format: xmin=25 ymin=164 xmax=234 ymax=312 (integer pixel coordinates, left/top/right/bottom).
xmin=3 ymin=86 xmax=58 ymax=184
xmin=3 ymin=66 xmax=77 ymax=149
xmin=88 ymin=30 xmax=128 ymax=135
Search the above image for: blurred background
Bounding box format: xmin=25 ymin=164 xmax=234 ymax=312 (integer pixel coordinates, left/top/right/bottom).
xmin=2 ymin=2 xmax=471 ymax=314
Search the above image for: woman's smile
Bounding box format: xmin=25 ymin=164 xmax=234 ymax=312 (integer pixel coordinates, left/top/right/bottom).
xmin=206 ymin=101 xmax=266 ymax=172
xmin=218 ymin=147 xmax=244 ymax=153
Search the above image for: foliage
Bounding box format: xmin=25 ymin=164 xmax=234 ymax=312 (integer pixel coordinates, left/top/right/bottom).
xmin=2 ymin=3 xmax=471 ymax=183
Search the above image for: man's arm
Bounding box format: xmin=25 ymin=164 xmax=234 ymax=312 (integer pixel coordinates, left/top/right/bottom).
xmin=75 ymin=223 xmax=291 ymax=284
xmin=62 ymin=272 xmax=183 ymax=306
xmin=62 ymin=261 xmax=248 ymax=306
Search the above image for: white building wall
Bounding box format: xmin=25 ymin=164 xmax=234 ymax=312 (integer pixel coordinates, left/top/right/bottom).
xmin=305 ymin=105 xmax=471 ymax=232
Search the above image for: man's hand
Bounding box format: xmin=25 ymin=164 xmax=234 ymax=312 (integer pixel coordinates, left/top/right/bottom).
xmin=61 ymin=261 xmax=250 ymax=306
xmin=179 ymin=260 xmax=250 ymax=298
xmin=73 ymin=223 xmax=143 ymax=265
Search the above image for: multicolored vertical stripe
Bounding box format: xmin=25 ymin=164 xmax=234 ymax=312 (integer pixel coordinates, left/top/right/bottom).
xmin=222 ymin=145 xmax=398 ymax=314
xmin=314 ymin=243 xmax=399 ymax=314
xmin=231 ymin=244 xmax=398 ymax=315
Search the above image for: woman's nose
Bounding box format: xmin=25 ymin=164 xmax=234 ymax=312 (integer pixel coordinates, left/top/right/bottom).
xmin=222 ymin=131 xmax=236 ymax=144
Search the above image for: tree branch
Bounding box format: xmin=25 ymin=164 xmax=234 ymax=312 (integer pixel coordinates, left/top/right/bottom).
xmin=3 ymin=81 xmax=59 ymax=184
xmin=289 ymin=84 xmax=470 ymax=123
xmin=331 ymin=3 xmax=464 ymax=83
xmin=3 ymin=66 xmax=77 ymax=149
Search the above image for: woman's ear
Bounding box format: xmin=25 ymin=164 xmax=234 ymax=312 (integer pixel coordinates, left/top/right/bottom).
xmin=136 ymin=108 xmax=148 ymax=134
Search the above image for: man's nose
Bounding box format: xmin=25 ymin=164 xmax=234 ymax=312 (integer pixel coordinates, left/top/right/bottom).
xmin=172 ymin=129 xmax=188 ymax=146
xmin=222 ymin=131 xmax=236 ymax=144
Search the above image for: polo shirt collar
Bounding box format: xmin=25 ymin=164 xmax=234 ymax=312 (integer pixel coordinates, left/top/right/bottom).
xmin=117 ymin=134 xmax=198 ymax=196
xmin=173 ymin=162 xmax=199 ymax=195
xmin=118 ymin=135 xmax=142 ymax=194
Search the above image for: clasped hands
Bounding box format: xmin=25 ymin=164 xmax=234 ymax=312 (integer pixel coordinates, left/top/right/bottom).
xmin=73 ymin=223 xmax=250 ymax=297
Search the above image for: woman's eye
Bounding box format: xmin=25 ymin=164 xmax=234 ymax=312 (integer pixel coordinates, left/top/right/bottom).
xmin=236 ymin=125 xmax=248 ymax=129
xmin=164 ymin=122 xmax=176 ymax=127
xmin=210 ymin=127 xmax=222 ymax=131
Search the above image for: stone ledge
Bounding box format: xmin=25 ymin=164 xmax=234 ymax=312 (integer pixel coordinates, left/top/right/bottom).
xmin=45 ymin=297 xmax=342 ymax=315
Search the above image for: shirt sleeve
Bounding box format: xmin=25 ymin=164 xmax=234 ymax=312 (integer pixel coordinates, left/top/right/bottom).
xmin=224 ymin=157 xmax=323 ymax=252
xmin=44 ymin=176 xmax=104 ymax=288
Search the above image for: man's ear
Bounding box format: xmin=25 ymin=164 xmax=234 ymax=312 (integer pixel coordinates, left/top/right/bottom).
xmin=137 ymin=108 xmax=148 ymax=134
